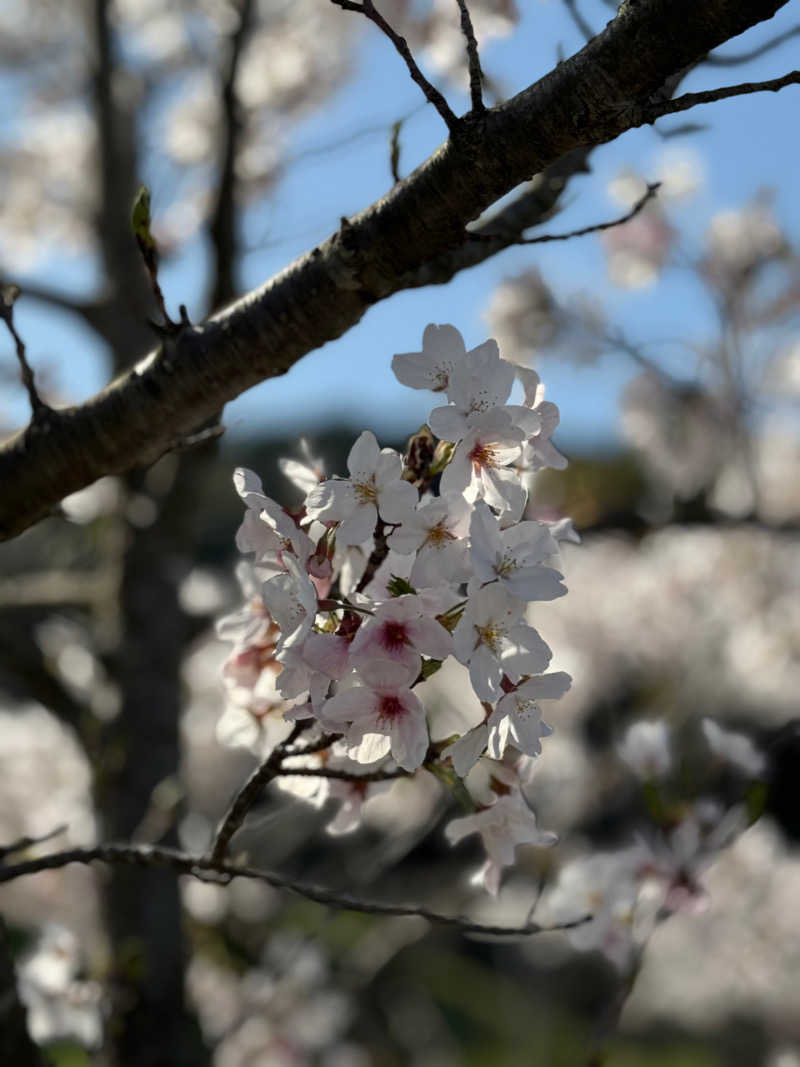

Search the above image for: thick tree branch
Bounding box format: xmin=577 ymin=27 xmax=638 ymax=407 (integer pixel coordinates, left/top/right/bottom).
xmin=0 ymin=840 xmax=588 ymax=937
xmin=0 ymin=0 xmax=791 ymax=541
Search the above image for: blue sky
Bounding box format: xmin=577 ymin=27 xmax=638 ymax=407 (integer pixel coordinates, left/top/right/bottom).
xmin=4 ymin=0 xmax=799 ymax=452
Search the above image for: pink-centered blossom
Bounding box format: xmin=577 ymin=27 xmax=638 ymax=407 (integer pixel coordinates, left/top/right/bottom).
xmin=321 ymin=679 xmax=429 ymax=771
xmin=349 ymin=595 xmax=453 ymax=686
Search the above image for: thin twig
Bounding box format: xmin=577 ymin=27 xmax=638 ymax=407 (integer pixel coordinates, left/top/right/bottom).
xmin=0 ymin=841 xmax=590 ymax=937
xmin=454 ymin=0 xmax=485 ymax=112
xmin=470 ymin=182 xmax=659 ymax=246
xmin=330 ymin=0 xmax=459 ymax=133
xmin=0 ymin=285 xmax=50 ymax=418
xmin=276 ymin=766 xmax=410 ymax=783
xmin=207 ymin=721 xmax=308 ymax=862
xmin=643 ymin=70 xmax=800 ymax=123
xmin=704 ymin=26 xmax=800 ymax=66
xmin=562 ymin=0 xmax=594 ymax=43
xmin=389 ymin=119 xmax=403 ymax=183
xmin=0 ymin=824 xmax=67 ymax=861
xmin=283 ymin=732 xmax=341 ymax=757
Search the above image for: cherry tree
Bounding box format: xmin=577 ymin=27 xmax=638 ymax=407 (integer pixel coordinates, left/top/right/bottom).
xmin=0 ymin=1 xmax=799 ymax=1065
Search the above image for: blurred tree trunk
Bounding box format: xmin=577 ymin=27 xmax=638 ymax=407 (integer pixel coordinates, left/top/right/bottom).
xmin=89 ymin=2 xmax=209 ymax=1062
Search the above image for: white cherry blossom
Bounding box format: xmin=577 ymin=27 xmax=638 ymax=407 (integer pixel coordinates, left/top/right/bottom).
xmin=428 ymin=350 xmax=520 ymax=441
xmin=469 ymin=499 xmax=567 ymax=602
xmin=515 ymin=367 xmax=568 ymax=473
xmin=321 ymin=679 xmax=429 ymax=771
xmin=261 ymin=553 xmax=318 ymax=652
xmin=387 ymin=493 xmax=471 ymax=588
xmin=305 ymin=431 xmax=417 ymax=546
xmin=392 ymin=322 xmax=496 ymax=394
xmin=486 ymin=672 xmax=570 ymax=759
xmin=232 ymin=467 xmax=313 ymax=576
xmin=453 ymin=583 xmax=552 ymax=702
xmin=349 ymin=596 xmax=453 ymax=687
xmin=440 ymin=408 xmax=526 ymax=515
xmin=445 ymin=788 xmax=557 ymax=894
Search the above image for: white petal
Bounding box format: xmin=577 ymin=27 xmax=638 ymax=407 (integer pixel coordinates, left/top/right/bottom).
xmin=379 ymin=478 xmax=418 ymax=524
xmin=347 ymin=431 xmax=380 ymax=479
xmin=443 ymin=724 xmax=488 ymax=778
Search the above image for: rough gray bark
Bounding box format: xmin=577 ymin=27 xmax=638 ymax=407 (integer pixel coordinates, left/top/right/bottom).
xmin=0 ymin=0 xmax=793 ymax=542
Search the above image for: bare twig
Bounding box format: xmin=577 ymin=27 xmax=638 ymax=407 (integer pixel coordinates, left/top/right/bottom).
xmin=276 ymin=766 xmax=410 ymax=783
xmin=643 ymin=70 xmax=800 ymax=123
xmin=208 ymin=721 xmax=308 ymax=862
xmin=330 ymin=0 xmax=459 ymax=132
xmin=705 ymin=26 xmax=800 ymax=66
xmin=208 ymin=0 xmax=254 ymax=311
xmin=283 ymin=732 xmax=341 ymax=757
xmin=389 ymin=118 xmax=403 ymax=183
xmin=0 ymin=840 xmax=589 ymax=937
xmin=454 ymin=0 xmax=485 ymax=112
xmin=471 ymin=182 xmax=659 ymax=246
xmin=0 ymin=286 xmax=50 ymax=418
xmin=563 ymin=0 xmax=594 ymax=43
xmin=0 ymin=824 xmax=67 ymax=861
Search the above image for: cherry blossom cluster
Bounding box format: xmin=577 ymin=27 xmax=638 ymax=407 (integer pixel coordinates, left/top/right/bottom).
xmin=217 ymin=324 xmax=576 ymax=893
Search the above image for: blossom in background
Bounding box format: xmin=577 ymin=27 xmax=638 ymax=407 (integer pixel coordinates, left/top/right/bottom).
xmin=446 ymin=788 xmax=557 ymax=895
xmin=702 ymin=718 xmax=765 ymax=778
xmin=617 ymin=719 xmax=672 ymax=780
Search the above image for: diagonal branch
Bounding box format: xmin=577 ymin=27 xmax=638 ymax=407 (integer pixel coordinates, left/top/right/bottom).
xmin=331 ymin=0 xmax=459 ymax=132
xmin=640 ymin=69 xmax=800 ymax=122
xmin=0 ymin=840 xmax=589 ymax=937
xmin=0 ymin=0 xmax=792 ymax=542
xmin=471 ymin=181 xmax=659 ymax=246
xmin=705 ymin=25 xmax=800 ymax=66
xmin=207 ymin=721 xmax=308 ymax=862
xmin=0 ymin=286 xmax=50 ymax=419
